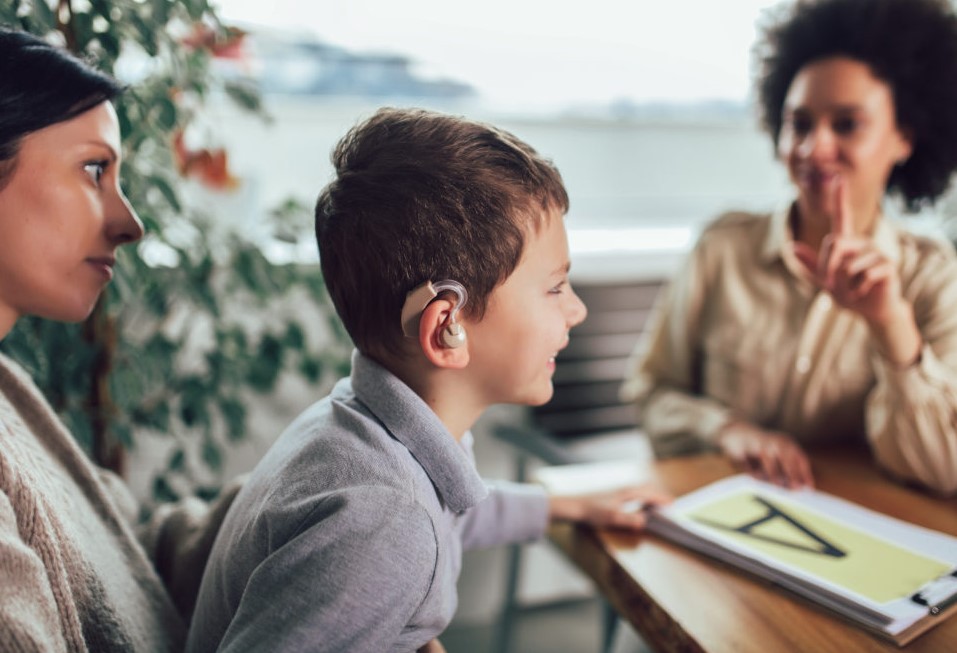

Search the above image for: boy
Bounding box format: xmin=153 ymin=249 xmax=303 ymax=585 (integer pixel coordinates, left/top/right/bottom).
xmin=187 ymin=108 xmax=667 ymax=652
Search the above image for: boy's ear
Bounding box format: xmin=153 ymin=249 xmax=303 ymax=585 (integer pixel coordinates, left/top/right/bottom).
xmin=418 ymin=299 xmax=470 ymax=369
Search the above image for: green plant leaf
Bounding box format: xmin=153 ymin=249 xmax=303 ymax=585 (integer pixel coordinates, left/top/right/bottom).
xmin=168 ymin=448 xmax=186 ymax=472
xmin=153 ymin=475 xmax=180 ymax=502
xmin=219 ymin=396 xmax=247 ymax=442
xmin=224 ymin=80 xmax=264 ymax=113
xmin=201 ymin=435 xmax=223 ymax=472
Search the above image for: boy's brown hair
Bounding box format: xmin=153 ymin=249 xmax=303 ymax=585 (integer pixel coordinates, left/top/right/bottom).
xmin=315 ymin=107 xmax=569 ymax=359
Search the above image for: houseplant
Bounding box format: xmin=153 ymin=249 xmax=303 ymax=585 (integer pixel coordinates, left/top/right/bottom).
xmin=0 ymin=0 xmax=351 ymax=501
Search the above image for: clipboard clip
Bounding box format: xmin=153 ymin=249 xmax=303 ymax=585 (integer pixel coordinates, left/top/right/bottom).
xmin=912 ymin=569 xmax=957 ymax=616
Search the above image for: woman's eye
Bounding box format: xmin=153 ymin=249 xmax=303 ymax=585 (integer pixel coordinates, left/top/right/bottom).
xmin=549 ymin=281 xmax=566 ymax=295
xmin=833 ymin=117 xmax=858 ymax=135
xmin=84 ymin=161 xmax=107 ymax=186
xmin=789 ymin=116 xmax=812 ymax=135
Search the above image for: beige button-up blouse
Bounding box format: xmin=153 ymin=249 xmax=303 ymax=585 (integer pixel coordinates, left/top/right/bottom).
xmin=621 ymin=207 xmax=957 ymax=494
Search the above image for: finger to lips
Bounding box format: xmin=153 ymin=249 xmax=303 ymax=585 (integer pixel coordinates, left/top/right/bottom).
xmin=831 ymin=176 xmax=853 ymax=237
xmin=823 ymin=238 xmax=863 ymax=290
xmin=822 ymin=178 xmax=854 ymax=285
xmin=819 ymin=236 xmax=849 ymax=289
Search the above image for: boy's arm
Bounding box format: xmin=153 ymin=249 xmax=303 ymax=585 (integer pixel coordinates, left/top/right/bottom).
xmin=458 ymin=481 xmax=672 ymax=551
xmin=216 ymin=487 xmax=438 ymax=653
xmin=457 ymin=480 xmax=550 ymax=551
xmin=548 ymin=485 xmax=672 ymax=529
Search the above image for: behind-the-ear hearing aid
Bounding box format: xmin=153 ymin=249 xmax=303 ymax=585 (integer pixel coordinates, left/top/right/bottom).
xmin=400 ymin=279 xmax=469 ymax=348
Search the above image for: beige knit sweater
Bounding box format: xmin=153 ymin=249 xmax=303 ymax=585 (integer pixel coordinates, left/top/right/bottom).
xmin=0 ymin=353 xmax=236 ymax=652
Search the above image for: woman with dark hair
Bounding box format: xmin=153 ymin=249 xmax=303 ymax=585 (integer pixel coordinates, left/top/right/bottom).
xmin=623 ymin=0 xmax=957 ymax=495
xmin=0 ymin=28 xmax=235 ymax=651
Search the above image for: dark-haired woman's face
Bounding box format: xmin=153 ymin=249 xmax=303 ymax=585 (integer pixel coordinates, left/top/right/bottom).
xmin=0 ymin=101 xmax=143 ymax=335
xmin=778 ymin=56 xmax=912 ymax=229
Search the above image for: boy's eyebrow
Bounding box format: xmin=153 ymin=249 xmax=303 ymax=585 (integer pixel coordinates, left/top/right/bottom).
xmin=552 ymin=261 xmax=571 ymax=276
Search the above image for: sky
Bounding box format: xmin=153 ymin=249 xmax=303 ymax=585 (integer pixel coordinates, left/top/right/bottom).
xmin=213 ymin=0 xmax=785 ymax=110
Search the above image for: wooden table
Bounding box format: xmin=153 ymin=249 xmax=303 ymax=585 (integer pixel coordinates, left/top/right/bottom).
xmin=549 ymin=444 xmax=957 ymax=652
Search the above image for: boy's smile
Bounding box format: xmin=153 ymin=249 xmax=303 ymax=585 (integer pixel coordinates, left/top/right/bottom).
xmin=464 ymin=209 xmax=587 ymax=407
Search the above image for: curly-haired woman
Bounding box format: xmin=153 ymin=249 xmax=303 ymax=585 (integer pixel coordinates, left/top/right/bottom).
xmin=623 ymin=0 xmax=957 ymax=494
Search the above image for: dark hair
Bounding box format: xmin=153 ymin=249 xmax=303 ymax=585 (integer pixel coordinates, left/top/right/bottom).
xmin=0 ymin=27 xmax=123 ymax=187
xmin=754 ymin=0 xmax=957 ymax=209
xmin=315 ymin=107 xmax=569 ymax=359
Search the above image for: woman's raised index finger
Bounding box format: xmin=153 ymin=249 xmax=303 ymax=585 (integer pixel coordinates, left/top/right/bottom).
xmin=831 ymin=177 xmax=853 ymax=236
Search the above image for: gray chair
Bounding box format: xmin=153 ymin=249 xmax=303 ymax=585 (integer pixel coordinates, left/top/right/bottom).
xmin=491 ymin=278 xmax=665 ymax=653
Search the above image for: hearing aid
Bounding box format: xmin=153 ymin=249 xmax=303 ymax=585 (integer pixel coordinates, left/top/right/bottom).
xmin=400 ymin=279 xmax=469 ymax=348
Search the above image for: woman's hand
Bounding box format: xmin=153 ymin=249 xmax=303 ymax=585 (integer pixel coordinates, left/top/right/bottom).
xmin=716 ymin=420 xmax=814 ymax=488
xmin=792 ymin=178 xmax=922 ymax=366
xmin=549 ymin=485 xmax=673 ymax=531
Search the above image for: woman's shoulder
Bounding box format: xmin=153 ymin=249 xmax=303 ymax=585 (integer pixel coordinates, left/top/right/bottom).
xmin=896 ymin=228 xmax=957 ymax=262
xmin=694 ymin=210 xmax=773 ymax=257
xmin=701 ymin=210 xmax=772 ymax=237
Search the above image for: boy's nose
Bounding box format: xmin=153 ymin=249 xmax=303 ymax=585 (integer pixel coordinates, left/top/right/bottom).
xmin=566 ymin=289 xmax=587 ymax=328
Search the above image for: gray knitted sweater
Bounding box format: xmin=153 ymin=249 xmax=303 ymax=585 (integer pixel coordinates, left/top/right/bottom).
xmin=0 ymin=353 xmax=226 ymax=652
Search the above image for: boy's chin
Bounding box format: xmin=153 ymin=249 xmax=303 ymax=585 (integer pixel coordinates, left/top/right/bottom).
xmin=523 ymin=386 xmax=555 ymax=407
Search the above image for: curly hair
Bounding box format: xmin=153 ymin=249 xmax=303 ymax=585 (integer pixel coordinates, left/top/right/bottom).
xmin=754 ymin=0 xmax=957 ymax=209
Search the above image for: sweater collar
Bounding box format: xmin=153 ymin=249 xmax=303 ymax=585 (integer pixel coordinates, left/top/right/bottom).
xmin=349 ymin=350 xmax=488 ymax=513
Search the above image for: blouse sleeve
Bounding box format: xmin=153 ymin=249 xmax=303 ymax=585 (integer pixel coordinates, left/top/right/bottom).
xmin=866 ymin=243 xmax=957 ymax=496
xmin=620 ymin=236 xmax=733 ymax=457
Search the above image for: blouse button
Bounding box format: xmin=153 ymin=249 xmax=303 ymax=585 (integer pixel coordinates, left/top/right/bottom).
xmin=796 ymin=356 xmax=812 ymax=374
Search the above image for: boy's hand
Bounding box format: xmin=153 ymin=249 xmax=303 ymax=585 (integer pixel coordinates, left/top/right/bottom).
xmin=549 ymin=485 xmax=672 ymax=531
xmin=417 ymin=639 xmax=447 ymax=653
xmin=716 ymin=420 xmax=813 ymax=489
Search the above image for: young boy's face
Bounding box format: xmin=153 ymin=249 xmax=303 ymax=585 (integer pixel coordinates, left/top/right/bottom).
xmin=464 ymin=209 xmax=587 ymax=406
